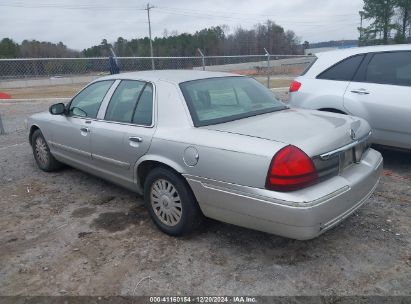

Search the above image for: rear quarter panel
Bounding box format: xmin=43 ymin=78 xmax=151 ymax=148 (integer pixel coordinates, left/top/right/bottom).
xmin=289 ymin=77 xmax=349 ymax=113
xmin=147 ymin=127 xmax=287 ymax=189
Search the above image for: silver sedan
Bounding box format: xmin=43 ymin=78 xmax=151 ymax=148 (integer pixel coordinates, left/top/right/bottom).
xmin=28 ymin=70 xmax=383 ymax=240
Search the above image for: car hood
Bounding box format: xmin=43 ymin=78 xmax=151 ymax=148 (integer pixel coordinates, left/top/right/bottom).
xmin=202 ymin=108 xmax=371 ymax=156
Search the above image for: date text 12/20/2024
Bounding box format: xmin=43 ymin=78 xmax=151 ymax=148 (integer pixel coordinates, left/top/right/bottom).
xmin=149 ymin=296 xmax=257 ymax=303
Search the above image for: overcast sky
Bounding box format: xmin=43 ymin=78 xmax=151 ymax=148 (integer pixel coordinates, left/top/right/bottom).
xmin=0 ymin=0 xmax=365 ymax=50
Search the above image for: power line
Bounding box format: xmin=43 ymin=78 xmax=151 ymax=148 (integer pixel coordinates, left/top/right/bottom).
xmin=155 ymin=7 xmax=357 ymax=27
xmin=0 ymin=2 xmax=146 ymax=10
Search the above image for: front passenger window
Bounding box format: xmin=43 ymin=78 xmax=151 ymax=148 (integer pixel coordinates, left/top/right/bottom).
xmin=365 ymin=51 xmax=411 ymax=86
xmin=69 ymin=80 xmax=114 ymax=118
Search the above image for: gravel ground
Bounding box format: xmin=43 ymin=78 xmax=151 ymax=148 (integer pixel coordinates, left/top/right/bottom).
xmin=0 ymin=99 xmax=410 ymax=296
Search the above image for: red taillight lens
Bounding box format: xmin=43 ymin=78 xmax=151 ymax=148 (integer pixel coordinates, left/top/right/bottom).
xmin=289 ymin=80 xmax=301 ymax=92
xmin=266 ymin=145 xmax=318 ymax=192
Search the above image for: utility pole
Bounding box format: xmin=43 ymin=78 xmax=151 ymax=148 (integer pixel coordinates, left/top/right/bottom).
xmin=145 ymin=3 xmax=155 ymax=70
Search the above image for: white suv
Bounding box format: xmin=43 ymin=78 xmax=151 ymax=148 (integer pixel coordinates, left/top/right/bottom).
xmin=289 ymin=44 xmax=411 ymax=150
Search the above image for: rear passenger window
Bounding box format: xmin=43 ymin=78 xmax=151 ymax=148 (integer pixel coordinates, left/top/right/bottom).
xmin=317 ymin=54 xmax=364 ymax=81
xmin=365 ymin=52 xmax=411 ymax=86
xmin=132 ymin=83 xmax=153 ymax=126
xmin=105 ymin=80 xmax=146 ymax=123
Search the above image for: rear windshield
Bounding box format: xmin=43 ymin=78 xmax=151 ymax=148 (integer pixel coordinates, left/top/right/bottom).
xmin=179 ymin=77 xmax=287 ymax=127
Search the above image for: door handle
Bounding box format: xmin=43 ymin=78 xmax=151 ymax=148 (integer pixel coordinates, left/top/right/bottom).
xmin=80 ymin=127 xmax=90 ymax=133
xmin=350 ymin=89 xmax=370 ymax=95
xmin=129 ymin=136 xmax=143 ymax=143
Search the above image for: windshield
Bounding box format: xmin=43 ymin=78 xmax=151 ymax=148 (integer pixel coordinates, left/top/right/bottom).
xmin=179 ymin=76 xmax=287 ymax=127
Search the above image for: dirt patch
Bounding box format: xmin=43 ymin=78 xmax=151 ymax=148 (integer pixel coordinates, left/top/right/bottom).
xmin=77 ymin=231 xmax=93 ymax=238
xmin=90 ymin=195 xmax=116 ymax=205
xmin=71 ymin=207 xmax=97 ymax=218
xmin=3 ymin=83 xmax=85 ymax=99
xmin=91 ymin=205 xmax=146 ymax=233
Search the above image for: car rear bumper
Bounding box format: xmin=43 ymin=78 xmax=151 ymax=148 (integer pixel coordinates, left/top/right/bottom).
xmin=185 ymin=148 xmax=383 ymax=240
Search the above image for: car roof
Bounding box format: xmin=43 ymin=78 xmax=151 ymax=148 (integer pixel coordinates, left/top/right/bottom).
xmin=316 ymin=44 xmax=411 ymax=59
xmin=304 ymin=44 xmax=411 ymax=78
xmin=97 ymin=70 xmax=241 ymax=84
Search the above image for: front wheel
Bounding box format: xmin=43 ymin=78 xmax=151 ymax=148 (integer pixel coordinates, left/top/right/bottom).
xmin=31 ymin=129 xmax=63 ymax=172
xmin=144 ymin=167 xmax=202 ymax=236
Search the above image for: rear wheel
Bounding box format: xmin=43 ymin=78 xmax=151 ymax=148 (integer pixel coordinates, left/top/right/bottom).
xmin=31 ymin=129 xmax=63 ymax=171
xmin=144 ymin=167 xmax=202 ymax=236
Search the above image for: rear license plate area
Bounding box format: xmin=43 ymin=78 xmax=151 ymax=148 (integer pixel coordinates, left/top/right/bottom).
xmin=340 ymin=148 xmax=354 ymax=171
xmin=354 ymin=141 xmax=367 ymax=163
xmin=339 ymin=142 xmax=367 ymax=172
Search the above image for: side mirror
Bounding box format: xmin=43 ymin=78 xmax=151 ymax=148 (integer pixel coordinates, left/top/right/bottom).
xmin=49 ymin=103 xmax=66 ymax=115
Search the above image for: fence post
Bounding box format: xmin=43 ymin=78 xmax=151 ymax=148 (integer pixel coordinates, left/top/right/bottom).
xmin=197 ymin=48 xmax=205 ymax=71
xmin=264 ymin=48 xmax=270 ymax=88
xmin=0 ymin=113 xmax=5 ymax=135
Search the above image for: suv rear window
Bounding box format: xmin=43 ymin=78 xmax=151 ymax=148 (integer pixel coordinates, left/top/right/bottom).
xmin=317 ymin=54 xmax=364 ymax=81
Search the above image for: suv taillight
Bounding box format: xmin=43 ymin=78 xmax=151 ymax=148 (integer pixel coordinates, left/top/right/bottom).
xmin=289 ymin=80 xmax=301 ymax=93
xmin=266 ymin=145 xmax=318 ymax=192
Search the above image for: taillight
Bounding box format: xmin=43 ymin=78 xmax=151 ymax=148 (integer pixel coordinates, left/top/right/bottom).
xmin=266 ymin=145 xmax=318 ymax=192
xmin=289 ymin=80 xmax=301 ymax=93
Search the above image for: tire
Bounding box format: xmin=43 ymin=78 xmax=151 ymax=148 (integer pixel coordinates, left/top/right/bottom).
xmin=31 ymin=129 xmax=63 ymax=172
xmin=144 ymin=167 xmax=202 ymax=236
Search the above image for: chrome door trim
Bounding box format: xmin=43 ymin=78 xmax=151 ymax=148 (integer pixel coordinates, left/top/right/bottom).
xmin=92 ymin=153 xmax=131 ymax=169
xmin=49 ymin=141 xmax=91 ymax=158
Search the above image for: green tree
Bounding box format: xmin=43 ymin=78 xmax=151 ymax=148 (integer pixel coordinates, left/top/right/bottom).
xmin=394 ymin=0 xmax=411 ymax=42
xmin=0 ymin=38 xmax=20 ymax=58
xmin=361 ymin=0 xmax=397 ymax=44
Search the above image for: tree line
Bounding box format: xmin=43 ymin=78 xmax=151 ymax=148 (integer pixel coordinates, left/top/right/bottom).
xmin=0 ymin=38 xmax=81 ymax=58
xmin=359 ymin=0 xmax=411 ymax=45
xmin=0 ymin=20 xmax=302 ymax=58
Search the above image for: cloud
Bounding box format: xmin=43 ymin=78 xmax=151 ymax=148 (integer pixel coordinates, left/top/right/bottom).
xmin=0 ymin=0 xmax=363 ymax=50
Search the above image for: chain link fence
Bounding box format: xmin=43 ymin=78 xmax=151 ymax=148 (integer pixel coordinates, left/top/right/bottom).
xmin=0 ymin=54 xmax=315 ymax=135
xmin=0 ymin=54 xmax=315 ymax=85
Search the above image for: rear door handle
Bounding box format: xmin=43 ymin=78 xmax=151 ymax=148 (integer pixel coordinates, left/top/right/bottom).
xmin=350 ymin=89 xmax=370 ymax=95
xmin=80 ymin=127 xmax=90 ymax=133
xmin=129 ymin=136 xmax=143 ymax=143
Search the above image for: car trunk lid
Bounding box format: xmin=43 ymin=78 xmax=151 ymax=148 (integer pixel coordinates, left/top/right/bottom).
xmin=202 ymin=108 xmax=370 ymax=157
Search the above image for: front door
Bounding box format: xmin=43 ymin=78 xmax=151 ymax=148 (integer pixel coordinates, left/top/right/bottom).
xmin=344 ymin=51 xmax=411 ymax=149
xmin=49 ymin=80 xmax=115 ymax=166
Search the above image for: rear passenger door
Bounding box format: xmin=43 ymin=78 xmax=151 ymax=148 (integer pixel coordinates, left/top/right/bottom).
xmin=90 ymin=80 xmax=156 ymax=187
xmin=344 ymin=51 xmax=411 ymax=149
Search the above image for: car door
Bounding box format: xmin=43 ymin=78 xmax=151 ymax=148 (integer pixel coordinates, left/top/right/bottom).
xmin=308 ymin=54 xmax=366 ymax=111
xmin=49 ymin=80 xmax=115 ymax=166
xmin=344 ymin=51 xmax=411 ymax=149
xmin=90 ymin=80 xmax=156 ymax=188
